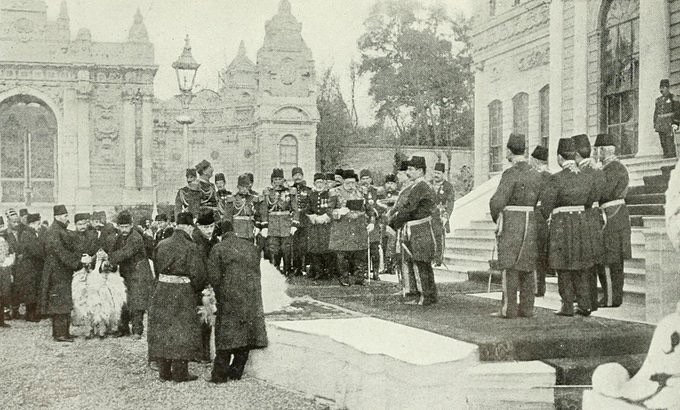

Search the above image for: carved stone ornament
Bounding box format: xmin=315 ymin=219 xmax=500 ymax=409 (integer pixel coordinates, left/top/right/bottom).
xmin=280 ymin=59 xmax=297 ymax=85
xmin=517 ymin=45 xmax=550 ymax=72
xmin=94 ymin=96 xmax=120 ymax=161
xmin=13 ymin=18 xmax=35 ymax=42
xmin=473 ymin=3 xmax=550 ymax=52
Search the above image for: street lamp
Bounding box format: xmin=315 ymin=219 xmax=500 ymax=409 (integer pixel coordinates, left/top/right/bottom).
xmin=172 ymin=34 xmax=200 ymax=167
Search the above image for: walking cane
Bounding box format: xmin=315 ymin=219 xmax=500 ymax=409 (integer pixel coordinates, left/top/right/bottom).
xmin=367 ymin=236 xmax=372 ymax=285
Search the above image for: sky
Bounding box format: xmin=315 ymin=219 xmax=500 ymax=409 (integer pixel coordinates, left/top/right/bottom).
xmin=44 ymin=0 xmax=473 ymax=124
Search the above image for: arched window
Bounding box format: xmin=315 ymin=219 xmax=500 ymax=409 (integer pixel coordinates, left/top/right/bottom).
xmin=488 ymin=100 xmax=503 ymax=173
xmin=539 ymin=85 xmax=550 ymax=150
xmin=512 ymin=92 xmax=529 ymax=136
xmin=601 ymin=0 xmax=639 ymax=156
xmin=279 ymin=135 xmax=298 ymax=169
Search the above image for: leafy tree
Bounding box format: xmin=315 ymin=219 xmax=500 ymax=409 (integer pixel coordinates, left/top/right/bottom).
xmin=358 ymin=0 xmax=473 ymax=148
xmin=316 ymin=67 xmax=353 ymax=171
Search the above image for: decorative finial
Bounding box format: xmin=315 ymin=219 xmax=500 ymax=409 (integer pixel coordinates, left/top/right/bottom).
xmin=238 ymin=40 xmax=246 ymax=56
xmin=279 ymin=0 xmax=291 ymax=14
xmin=59 ymin=0 xmax=69 ymax=20
xmin=134 ymin=7 xmax=143 ymax=24
xmin=128 ymin=8 xmax=149 ymax=43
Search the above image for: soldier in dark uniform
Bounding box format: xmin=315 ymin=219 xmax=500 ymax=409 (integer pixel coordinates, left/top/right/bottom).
xmin=291 ymin=167 xmax=311 ymax=276
xmin=376 ymin=174 xmax=399 ymax=275
xmin=430 ymin=162 xmax=455 ymax=266
xmin=653 ymin=78 xmax=679 ymax=158
xmin=153 ymin=214 xmax=169 ymax=247
xmin=594 ymin=133 xmax=632 ymax=307
xmin=148 ymin=212 xmax=207 ymax=382
xmin=329 ymin=170 xmax=374 ymax=286
xmin=222 ymin=174 xmax=263 ymax=243
xmin=41 ymin=205 xmax=82 ymax=341
xmin=175 ymin=168 xmax=202 ymax=219
xmin=192 ymin=209 xmax=218 ymax=361
xmin=573 ymin=134 xmax=607 ymax=313
xmin=359 ymin=169 xmax=381 ymax=280
xmin=14 ymin=213 xmax=44 ymax=322
xmin=333 ymin=169 xmax=344 ymax=188
xmin=539 ymin=139 xmax=599 ymax=316
xmin=4 ymin=209 xmax=21 ymax=319
xmin=195 ymin=160 xmax=218 ymax=213
xmin=306 ymin=173 xmax=333 ymax=279
xmin=489 ymin=134 xmax=543 ymax=318
xmin=388 ymin=157 xmax=438 ymax=305
xmin=214 ymin=173 xmax=232 ymax=221
xmin=260 ymin=168 xmax=299 ymax=276
xmin=530 ymin=146 xmax=551 ymax=297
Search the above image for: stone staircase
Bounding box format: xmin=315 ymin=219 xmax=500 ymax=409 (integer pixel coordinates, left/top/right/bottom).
xmin=445 ymin=156 xmax=677 ymax=309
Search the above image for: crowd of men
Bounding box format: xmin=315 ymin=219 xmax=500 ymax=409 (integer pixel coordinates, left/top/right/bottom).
xmin=490 ymin=132 xmax=631 ymax=319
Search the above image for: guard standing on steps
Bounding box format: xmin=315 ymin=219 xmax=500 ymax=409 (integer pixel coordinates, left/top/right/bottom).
xmin=539 ymin=139 xmax=599 ymax=317
xmin=593 ymin=133 xmax=632 ymax=308
xmin=489 ymin=134 xmax=543 ymax=318
xmin=653 ymin=78 xmax=679 ymax=158
xmin=430 ymin=162 xmax=455 ymax=267
xmin=573 ymin=134 xmax=607 ymax=313
xmin=530 ymin=146 xmax=551 ymax=297
xmin=388 ymin=157 xmax=438 ymax=305
xmin=260 ymin=168 xmax=299 ymax=276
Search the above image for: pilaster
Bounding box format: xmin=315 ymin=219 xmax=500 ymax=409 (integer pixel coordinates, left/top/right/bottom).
xmin=548 ymin=0 xmax=563 ymax=170
xmin=142 ymin=94 xmax=153 ymax=187
xmin=571 ymin=0 xmax=588 ymax=135
xmin=122 ymin=91 xmax=136 ymax=188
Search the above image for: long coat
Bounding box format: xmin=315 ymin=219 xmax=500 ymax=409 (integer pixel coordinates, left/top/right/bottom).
xmin=109 ymin=229 xmax=154 ymax=311
xmin=489 ymin=161 xmax=543 ymax=272
xmin=207 ymin=232 xmax=268 ymax=352
xmin=148 ymin=230 xmax=207 ymax=361
xmin=389 ymin=179 xmax=438 ymax=262
xmin=600 ymin=159 xmax=632 ymax=263
xmin=305 ymin=189 xmax=332 ymax=254
xmin=328 ymin=186 xmax=371 ymax=252
xmin=579 ymin=160 xmax=607 ymax=265
xmin=13 ymin=226 xmax=44 ymax=305
xmin=41 ymin=220 xmax=81 ymax=315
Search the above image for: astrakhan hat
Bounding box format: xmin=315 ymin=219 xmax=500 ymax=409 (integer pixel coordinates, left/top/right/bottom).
xmin=594 ymin=133 xmax=616 ymax=147
xmin=176 ymin=212 xmax=194 ymax=226
xmin=660 ymin=79 xmax=670 ymax=88
xmin=313 ymin=172 xmax=325 ymax=182
xmin=246 ymin=172 xmax=254 ymax=183
xmin=237 ymin=174 xmax=250 ymax=187
xmin=92 ymin=211 xmax=106 ymax=221
xmin=185 ymin=168 xmax=197 ymax=178
xmin=53 ymin=205 xmax=68 ymax=216
xmin=196 ymin=209 xmax=215 ymax=226
xmin=271 ymin=168 xmax=284 ymax=179
xmin=27 ymin=213 xmax=40 ymax=224
xmin=342 ymin=169 xmax=357 ymax=180
xmin=19 ymin=208 xmax=28 ymax=217
xmin=74 ymin=213 xmax=90 ymax=223
xmin=155 ymin=213 xmax=168 ymax=222
xmin=506 ymin=133 xmax=526 ymax=154
xmin=292 ymin=167 xmax=304 ymax=177
xmin=195 ymin=159 xmax=211 ymax=174
xmin=334 ymin=168 xmax=344 ymax=177
xmin=116 ymin=212 xmax=132 ymax=225
xmin=325 ymin=172 xmax=335 ymax=181
xmin=407 ymin=156 xmax=427 ymax=170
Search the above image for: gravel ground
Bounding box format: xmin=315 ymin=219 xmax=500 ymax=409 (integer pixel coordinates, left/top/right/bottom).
xmin=0 ymin=319 xmax=327 ymax=410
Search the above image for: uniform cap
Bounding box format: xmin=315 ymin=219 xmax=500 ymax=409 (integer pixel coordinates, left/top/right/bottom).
xmin=292 ymin=167 xmax=303 ymax=177
xmin=195 ymin=160 xmax=211 ymax=173
xmin=196 ymin=208 xmax=215 ymax=226
xmin=176 ymin=212 xmax=194 ymax=226
xmin=313 ymin=172 xmax=325 ymax=182
xmin=385 ymin=173 xmax=397 ymax=183
xmin=557 ymin=138 xmax=576 ymax=156
xmin=27 ymin=213 xmax=40 ymax=224
xmin=185 ymin=168 xmax=197 ymax=178
xmin=116 ymin=211 xmax=132 ymax=225
xmin=214 ymin=173 xmax=225 ymax=183
xmin=19 ymin=208 xmax=28 ymax=217
xmin=74 ymin=213 xmax=90 ymax=223
xmin=434 ymin=163 xmax=445 ymax=172
xmin=660 ymin=79 xmax=670 ymax=88
xmin=271 ymin=168 xmax=284 ymax=179
xmin=237 ymin=174 xmax=250 ymax=187
xmin=531 ymin=146 xmax=549 ymax=162
xmin=360 ymin=169 xmax=372 ymax=179
xmin=506 ymin=133 xmax=526 ymax=155
xmin=594 ymin=133 xmax=616 ymax=147
xmin=53 ymin=204 xmax=68 ymax=216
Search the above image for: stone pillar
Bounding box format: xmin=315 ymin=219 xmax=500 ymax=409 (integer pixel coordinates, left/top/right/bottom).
xmin=122 ymin=94 xmax=136 ymax=188
xmin=571 ymin=0 xmax=588 ymax=135
xmin=637 ymin=0 xmax=670 ymax=157
xmin=76 ymin=94 xmax=91 ymax=187
xmin=142 ymin=94 xmax=153 ymax=187
xmin=60 ymin=88 xmax=79 ymax=207
xmin=548 ymin=0 xmax=563 ymax=170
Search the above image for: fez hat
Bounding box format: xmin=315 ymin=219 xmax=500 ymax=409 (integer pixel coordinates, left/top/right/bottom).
xmin=27 ymin=213 xmax=40 ymax=224
xmin=660 ymin=79 xmax=670 ymax=88
xmin=292 ymin=167 xmax=303 ymax=177
xmin=214 ymin=173 xmax=226 ymax=183
xmin=360 ymin=169 xmax=372 ymax=179
xmin=434 ymin=162 xmax=445 ymax=173
xmin=195 ymin=160 xmax=211 ymax=174
xmin=220 ymin=220 xmax=234 ymax=234
xmin=196 ymin=209 xmax=215 ymax=226
xmin=407 ymin=156 xmax=427 ymax=170
xmin=571 ymin=134 xmax=591 ymax=150
xmin=594 ymin=133 xmax=616 ymax=147
xmin=557 ymin=138 xmax=576 ymax=156
xmin=74 ymin=213 xmax=90 ymax=223
xmin=325 ymin=172 xmax=335 ymax=181
xmin=313 ymin=172 xmax=325 ymax=182
xmin=19 ymin=208 xmax=28 ymax=217
xmin=346 ymin=199 xmax=364 ymax=211
xmin=342 ymin=169 xmax=357 ymax=180
xmin=385 ymin=173 xmax=397 ymax=183
xmin=398 ymin=160 xmax=408 ymax=171
xmin=334 ymin=168 xmax=344 ymax=177
xmin=246 ymin=172 xmax=254 ymax=183
xmin=271 ymin=168 xmax=284 ymax=179
xmin=116 ymin=211 xmax=132 ymax=225
xmin=186 ymin=168 xmax=197 ymax=178
xmin=155 ymin=214 xmax=168 ymax=222
xmin=176 ymin=212 xmax=194 ymax=226
xmin=53 ymin=204 xmax=68 ymax=216
xmin=237 ymin=174 xmax=250 ymax=187
xmin=506 ymin=133 xmax=526 ymax=154
xmin=92 ymin=211 xmax=106 ymax=221
xmin=531 ymin=146 xmax=549 ymax=162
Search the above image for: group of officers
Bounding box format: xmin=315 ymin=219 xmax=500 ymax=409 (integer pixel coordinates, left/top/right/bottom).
xmin=490 ymin=132 xmax=631 ymax=318
xmin=173 ymin=158 xmax=455 ymax=305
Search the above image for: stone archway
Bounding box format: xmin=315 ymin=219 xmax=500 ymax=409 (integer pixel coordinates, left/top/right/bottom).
xmin=0 ymin=94 xmax=57 ymax=205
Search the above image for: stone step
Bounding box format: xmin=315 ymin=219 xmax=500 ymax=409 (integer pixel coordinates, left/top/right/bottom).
xmin=453 ymin=228 xmax=496 ymax=239
xmin=444 ymin=256 xmax=490 ymax=273
xmin=630 ymin=216 xmax=644 ymax=227
xmin=628 ymin=203 xmax=665 ymax=216
xmin=642 ymin=174 xmax=670 ymax=187
xmin=625 ymin=193 xmax=666 ymax=205
xmin=624 ymin=258 xmax=646 ymax=274
xmin=447 ymin=246 xmax=495 ymax=260
xmin=660 ymin=164 xmax=676 ymax=177
xmin=448 ymin=235 xmax=496 ymax=248
xmin=643 ymin=216 xmax=666 ymax=229
xmin=470 ymin=219 xmax=496 ymax=230
xmin=544 ymin=354 xmax=646 ymax=385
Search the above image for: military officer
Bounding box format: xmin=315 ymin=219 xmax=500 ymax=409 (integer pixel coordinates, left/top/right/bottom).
xmin=430 ymin=162 xmax=455 ymax=266
xmin=195 ymin=160 xmax=218 ymax=212
xmin=594 ymin=133 xmax=632 ymax=308
xmin=653 ymin=78 xmax=679 ymax=158
xmin=192 ymin=209 xmax=218 ymax=362
xmin=153 ymin=214 xmax=169 ymax=247
xmin=291 ymin=167 xmax=312 ymax=276
xmin=359 ymin=169 xmax=381 ymax=280
xmin=388 ymin=157 xmax=438 ymax=305
xmin=175 ymin=168 xmax=202 ymax=219
xmin=376 ymin=173 xmax=399 ymax=275
xmin=214 ymin=173 xmax=232 ymax=220
xmin=489 ymin=134 xmax=543 ymax=318
xmin=223 ymin=174 xmax=263 ymax=242
xmin=260 ymin=168 xmax=299 ymax=276
xmin=539 ymin=139 xmax=599 ymax=316
xmin=305 ymin=173 xmax=333 ymax=279
xmin=530 ymin=146 xmax=551 ymax=297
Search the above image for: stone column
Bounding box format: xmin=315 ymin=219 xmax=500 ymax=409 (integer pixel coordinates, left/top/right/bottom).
xmin=572 ymin=0 xmax=588 ymax=135
xmin=122 ymin=93 xmax=136 ymax=188
xmin=142 ymin=94 xmax=153 ymax=187
xmin=60 ymin=88 xmax=79 ymax=206
xmin=637 ymin=0 xmax=670 ymax=157
xmin=76 ymin=93 xmax=91 ymax=189
xmin=548 ymin=0 xmax=563 ymax=170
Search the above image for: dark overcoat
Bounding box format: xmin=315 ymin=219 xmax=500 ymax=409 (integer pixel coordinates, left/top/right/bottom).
xmin=361 ymin=185 xmax=382 ymax=243
xmin=148 ymin=230 xmax=207 ymax=361
xmin=328 ymin=186 xmax=370 ymax=252
xmin=536 ymin=170 xmax=552 ymax=260
xmin=0 ymin=236 xmax=12 ymax=300
xmin=41 ymin=220 xmax=81 ymax=315
xmin=579 ymin=161 xmax=607 ymax=265
xmin=600 ymin=159 xmax=632 ymax=263
xmin=489 ymin=161 xmax=543 ymax=272
xmin=389 ymin=179 xmax=438 ymax=262
xmin=431 ymin=179 xmax=455 ymax=233
xmin=653 ymin=93 xmax=680 ymax=134
xmin=305 ymin=189 xmax=331 ymax=254
xmin=109 ymin=229 xmax=154 ymax=311
xmin=223 ymin=193 xmax=261 ymax=240
xmin=13 ymin=226 xmax=44 ymax=305
xmin=207 ymin=232 xmax=268 ymax=351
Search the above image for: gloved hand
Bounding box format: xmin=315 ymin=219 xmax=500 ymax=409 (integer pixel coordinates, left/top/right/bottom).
xmin=366 ymin=223 xmax=375 ymax=232
xmin=318 ymin=214 xmax=331 ymax=224
xmin=96 ymin=249 xmax=108 ymax=261
xmin=290 ymin=226 xmax=298 ymax=236
xmin=80 ymin=254 xmax=93 ymax=265
xmin=253 ymin=227 xmax=261 ymax=236
xmin=260 ymin=228 xmax=269 ymax=238
xmin=673 ymin=124 xmax=679 ymax=132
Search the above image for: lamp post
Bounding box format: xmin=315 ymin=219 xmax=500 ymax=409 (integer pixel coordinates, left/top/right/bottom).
xmin=172 ymin=34 xmax=200 ymax=168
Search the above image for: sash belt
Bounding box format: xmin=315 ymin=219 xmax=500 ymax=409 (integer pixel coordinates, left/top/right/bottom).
xmin=552 ymin=205 xmax=585 ymax=215
xmin=159 ymin=274 xmax=191 ymax=284
xmin=503 ymin=205 xmax=535 ymax=212
xmin=601 ymin=198 xmax=625 ymax=209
